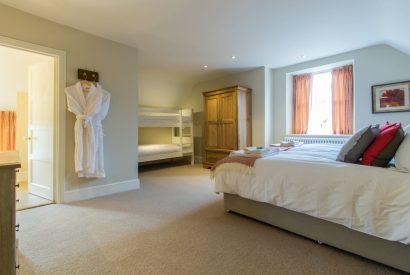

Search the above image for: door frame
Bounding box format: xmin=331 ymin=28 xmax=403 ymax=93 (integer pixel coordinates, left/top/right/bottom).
xmin=0 ymin=35 xmax=66 ymax=203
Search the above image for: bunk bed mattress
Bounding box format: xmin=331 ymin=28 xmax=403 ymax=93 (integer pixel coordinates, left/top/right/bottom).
xmin=213 ymin=144 xmax=410 ymax=244
xmin=138 ymin=144 xmax=181 ymax=156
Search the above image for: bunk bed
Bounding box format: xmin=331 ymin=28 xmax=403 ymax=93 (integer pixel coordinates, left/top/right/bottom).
xmin=138 ymin=107 xmax=194 ymax=164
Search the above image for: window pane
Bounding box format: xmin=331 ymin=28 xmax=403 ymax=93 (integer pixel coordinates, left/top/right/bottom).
xmin=307 ymin=72 xmax=332 ymax=135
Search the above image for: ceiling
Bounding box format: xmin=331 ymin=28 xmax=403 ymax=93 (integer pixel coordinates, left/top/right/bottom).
xmin=1 ymin=0 xmax=409 ymax=84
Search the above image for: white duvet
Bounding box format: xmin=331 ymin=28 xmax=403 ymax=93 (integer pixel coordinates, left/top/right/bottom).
xmin=213 ymin=144 xmax=410 ymax=244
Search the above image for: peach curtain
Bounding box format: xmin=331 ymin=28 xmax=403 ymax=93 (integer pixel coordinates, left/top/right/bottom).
xmin=292 ymin=74 xmax=312 ymax=134
xmin=0 ymin=111 xmax=17 ymax=151
xmin=332 ymin=65 xmax=353 ymax=135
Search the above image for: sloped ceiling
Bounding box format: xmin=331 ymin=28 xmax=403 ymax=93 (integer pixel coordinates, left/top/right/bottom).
xmin=1 ymin=0 xmax=409 ymax=84
xmin=380 ymin=0 xmax=410 ymax=55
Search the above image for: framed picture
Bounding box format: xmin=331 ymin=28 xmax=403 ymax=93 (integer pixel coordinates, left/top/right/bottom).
xmin=372 ymin=81 xmax=410 ymax=113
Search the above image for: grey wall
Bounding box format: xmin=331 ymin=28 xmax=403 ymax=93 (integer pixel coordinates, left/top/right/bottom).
xmin=183 ymin=67 xmax=269 ymax=158
xmin=0 ymin=4 xmax=139 ymax=191
xmin=271 ymin=44 xmax=410 ymax=142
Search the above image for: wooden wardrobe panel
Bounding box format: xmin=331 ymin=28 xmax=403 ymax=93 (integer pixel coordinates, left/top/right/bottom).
xmin=220 ymin=123 xmax=237 ymax=150
xmin=205 ymin=96 xmax=219 ymax=122
xmin=219 ymin=92 xmax=237 ymax=150
xmin=204 ymin=96 xmax=220 ymax=149
xmin=205 ymin=124 xmax=219 ymax=148
xmin=220 ymin=92 xmax=235 ymax=122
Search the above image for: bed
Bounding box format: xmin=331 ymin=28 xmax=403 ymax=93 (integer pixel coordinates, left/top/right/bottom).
xmin=138 ymin=143 xmax=192 ymax=163
xmin=138 ymin=107 xmax=194 ymax=164
xmin=212 ymin=144 xmax=410 ymax=272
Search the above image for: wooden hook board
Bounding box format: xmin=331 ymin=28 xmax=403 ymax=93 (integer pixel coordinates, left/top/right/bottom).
xmin=78 ymin=69 xmax=99 ymax=82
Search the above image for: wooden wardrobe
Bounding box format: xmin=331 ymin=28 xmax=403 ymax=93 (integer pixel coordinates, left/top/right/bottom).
xmin=203 ymin=86 xmax=252 ymax=168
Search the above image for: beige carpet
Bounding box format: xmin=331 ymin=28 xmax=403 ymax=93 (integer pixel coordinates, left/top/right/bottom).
xmin=17 ymin=164 xmax=402 ymax=275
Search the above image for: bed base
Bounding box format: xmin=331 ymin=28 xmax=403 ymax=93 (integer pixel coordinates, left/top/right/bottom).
xmin=224 ymin=193 xmax=410 ymax=273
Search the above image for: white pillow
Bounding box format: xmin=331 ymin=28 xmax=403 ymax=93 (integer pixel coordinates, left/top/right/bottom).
xmin=395 ymin=125 xmax=410 ymax=172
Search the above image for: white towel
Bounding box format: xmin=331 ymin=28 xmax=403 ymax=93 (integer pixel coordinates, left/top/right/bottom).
xmin=230 ymin=147 xmax=279 ymax=158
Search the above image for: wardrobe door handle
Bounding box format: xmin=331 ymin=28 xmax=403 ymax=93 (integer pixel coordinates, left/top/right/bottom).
xmin=15 ymin=184 xmax=20 ymax=188
xmin=16 ymin=224 xmax=20 ymax=232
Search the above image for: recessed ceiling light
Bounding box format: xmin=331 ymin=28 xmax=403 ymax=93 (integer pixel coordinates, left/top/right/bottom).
xmin=203 ymin=65 xmax=208 ymax=68
xmin=301 ymin=55 xmax=307 ymax=59
xmin=231 ymin=55 xmax=236 ymax=59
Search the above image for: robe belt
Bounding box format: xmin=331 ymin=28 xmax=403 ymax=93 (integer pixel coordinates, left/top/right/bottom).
xmin=74 ymin=114 xmax=96 ymax=174
xmin=76 ymin=114 xmax=92 ymax=128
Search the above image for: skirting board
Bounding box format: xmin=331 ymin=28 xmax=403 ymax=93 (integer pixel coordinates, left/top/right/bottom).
xmin=64 ymin=178 xmax=140 ymax=203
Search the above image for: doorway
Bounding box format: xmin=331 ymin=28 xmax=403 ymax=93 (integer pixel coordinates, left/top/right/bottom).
xmin=0 ymin=36 xmax=66 ymax=208
xmin=0 ymin=45 xmax=53 ymax=209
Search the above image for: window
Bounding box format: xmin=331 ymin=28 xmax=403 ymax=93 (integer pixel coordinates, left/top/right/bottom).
xmin=292 ymin=64 xmax=353 ymax=135
xmin=307 ymin=72 xmax=332 ymax=135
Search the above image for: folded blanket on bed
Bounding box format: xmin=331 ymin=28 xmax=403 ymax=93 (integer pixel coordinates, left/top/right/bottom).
xmin=211 ymin=156 xmax=258 ymax=171
xmin=210 ymin=155 xmax=258 ymax=179
xmin=211 ymin=148 xmax=281 ymax=178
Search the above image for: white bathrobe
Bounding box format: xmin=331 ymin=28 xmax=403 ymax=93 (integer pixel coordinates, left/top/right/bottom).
xmin=66 ymin=82 xmax=111 ymax=178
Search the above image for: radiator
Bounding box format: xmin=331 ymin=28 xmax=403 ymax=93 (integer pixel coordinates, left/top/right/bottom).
xmin=283 ymin=135 xmax=349 ymax=145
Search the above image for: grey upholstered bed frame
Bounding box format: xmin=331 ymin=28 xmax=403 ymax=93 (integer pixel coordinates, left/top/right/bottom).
xmin=224 ymin=193 xmax=410 ymax=273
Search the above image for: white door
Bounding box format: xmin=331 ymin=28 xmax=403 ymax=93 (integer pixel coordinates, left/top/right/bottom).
xmin=27 ymin=60 xmax=54 ymax=200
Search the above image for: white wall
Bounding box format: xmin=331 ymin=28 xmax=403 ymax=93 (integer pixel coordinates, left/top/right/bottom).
xmin=0 ymin=46 xmax=50 ymax=110
xmin=271 ymin=44 xmax=410 ymax=142
xmin=183 ymin=67 xmax=271 ymax=157
xmin=0 ymin=4 xmax=139 ymax=193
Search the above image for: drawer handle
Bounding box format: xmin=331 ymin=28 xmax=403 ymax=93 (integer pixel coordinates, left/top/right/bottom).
xmin=16 ymin=199 xmax=20 ymax=203
xmin=16 ymin=224 xmax=20 ymax=232
xmin=15 ymin=184 xmax=20 ymax=188
xmin=16 ymin=265 xmax=20 ymax=269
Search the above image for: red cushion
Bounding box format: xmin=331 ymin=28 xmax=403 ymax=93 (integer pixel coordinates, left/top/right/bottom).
xmin=380 ymin=122 xmax=395 ymax=133
xmin=362 ymin=123 xmax=401 ymax=166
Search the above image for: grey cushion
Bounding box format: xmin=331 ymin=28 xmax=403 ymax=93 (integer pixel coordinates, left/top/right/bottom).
xmin=337 ymin=125 xmax=379 ymax=163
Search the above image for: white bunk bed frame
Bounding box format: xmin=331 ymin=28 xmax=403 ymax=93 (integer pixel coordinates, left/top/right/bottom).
xmin=138 ymin=107 xmax=194 ymax=164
